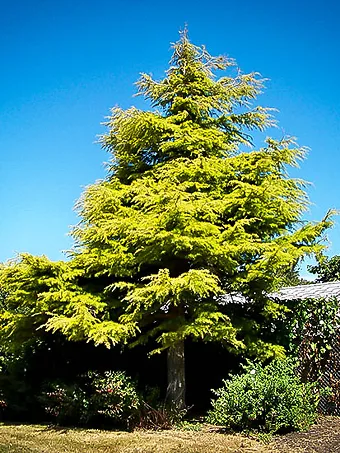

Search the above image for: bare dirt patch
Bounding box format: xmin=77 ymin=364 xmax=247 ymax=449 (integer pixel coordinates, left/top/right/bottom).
xmin=273 ymin=416 xmax=340 ymax=453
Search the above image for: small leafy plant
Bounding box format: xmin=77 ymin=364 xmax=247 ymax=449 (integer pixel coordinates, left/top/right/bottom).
xmin=207 ymin=359 xmax=319 ymax=434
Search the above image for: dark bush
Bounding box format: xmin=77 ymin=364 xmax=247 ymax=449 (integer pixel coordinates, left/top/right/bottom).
xmin=40 ymin=370 xmax=141 ymax=428
xmin=87 ymin=371 xmax=141 ymax=427
xmin=39 ymin=381 xmax=88 ymax=426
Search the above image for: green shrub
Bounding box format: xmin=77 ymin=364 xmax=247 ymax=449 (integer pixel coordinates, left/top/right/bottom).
xmin=40 ymin=370 xmax=141 ymax=428
xmin=207 ymin=359 xmax=319 ymax=434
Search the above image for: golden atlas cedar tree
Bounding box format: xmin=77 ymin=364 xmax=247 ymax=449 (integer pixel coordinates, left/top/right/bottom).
xmin=0 ymin=31 xmax=333 ymax=410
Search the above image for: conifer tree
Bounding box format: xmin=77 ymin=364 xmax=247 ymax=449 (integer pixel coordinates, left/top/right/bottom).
xmin=0 ymin=32 xmax=332 ymax=409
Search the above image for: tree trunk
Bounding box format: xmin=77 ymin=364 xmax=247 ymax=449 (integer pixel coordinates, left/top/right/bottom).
xmin=166 ymin=340 xmax=186 ymax=410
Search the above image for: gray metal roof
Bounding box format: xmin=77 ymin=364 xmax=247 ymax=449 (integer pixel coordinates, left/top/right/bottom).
xmin=271 ymin=281 xmax=340 ymax=301
xmin=220 ymin=281 xmax=340 ymax=305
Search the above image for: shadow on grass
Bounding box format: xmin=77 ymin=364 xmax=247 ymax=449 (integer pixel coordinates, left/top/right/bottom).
xmin=0 ymin=444 xmax=36 ymax=453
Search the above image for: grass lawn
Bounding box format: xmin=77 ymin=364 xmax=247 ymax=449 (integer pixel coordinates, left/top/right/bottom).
xmin=0 ymin=423 xmax=281 ymax=453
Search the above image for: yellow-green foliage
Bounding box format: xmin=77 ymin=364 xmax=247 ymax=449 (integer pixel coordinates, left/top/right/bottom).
xmin=0 ymin=32 xmax=333 ymax=359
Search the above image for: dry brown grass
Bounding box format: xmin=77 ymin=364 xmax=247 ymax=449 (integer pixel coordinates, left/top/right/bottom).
xmin=0 ymin=423 xmax=280 ymax=453
xmin=1 ymin=417 xmax=339 ymax=452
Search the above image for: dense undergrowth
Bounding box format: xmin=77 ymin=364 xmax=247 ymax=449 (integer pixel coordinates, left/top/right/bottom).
xmin=0 ymin=356 xmax=322 ymax=435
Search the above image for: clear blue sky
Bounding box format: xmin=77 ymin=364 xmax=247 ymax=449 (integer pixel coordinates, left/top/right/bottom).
xmin=1 ymin=0 xmax=339 ymax=277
